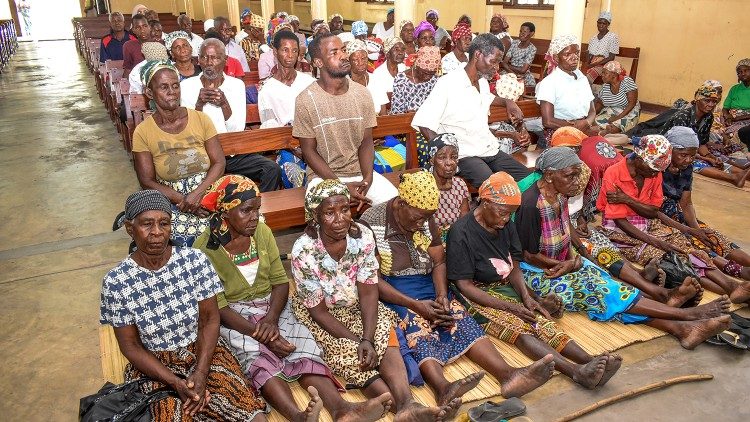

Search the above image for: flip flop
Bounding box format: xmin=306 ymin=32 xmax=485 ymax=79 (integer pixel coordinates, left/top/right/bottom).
xmin=468 ymin=398 xmax=526 ymax=422
xmin=718 ymin=331 xmax=749 ymax=350
xmin=704 ymin=335 xmax=726 ymax=346
xmin=730 ymin=312 xmax=750 ymax=329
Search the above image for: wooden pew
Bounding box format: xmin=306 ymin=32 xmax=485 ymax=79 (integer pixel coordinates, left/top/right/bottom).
xmin=242 ymin=71 xmax=261 ymax=87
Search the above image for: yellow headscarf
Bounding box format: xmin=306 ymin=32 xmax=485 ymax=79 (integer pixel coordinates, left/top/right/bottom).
xmin=398 ymin=171 xmax=439 ymax=251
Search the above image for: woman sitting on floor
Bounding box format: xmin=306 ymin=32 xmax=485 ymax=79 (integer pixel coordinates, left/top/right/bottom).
xmin=596 ymin=135 xmax=750 ymax=304
xmin=291 ymin=180 xmax=457 ymax=421
xmin=194 ymin=175 xmax=391 ymax=422
xmin=594 ymin=61 xmax=640 ymax=135
xmin=720 ymin=58 xmax=750 ymax=144
xmin=514 ymin=147 xmax=729 ymax=350
xmin=131 ymin=60 xmax=225 ymax=246
xmin=361 ymin=171 xmax=554 ymax=408
xmin=100 ymin=190 xmax=268 ymax=421
xmin=165 ymin=31 xmax=201 ymax=80
xmin=447 ymin=172 xmax=621 ymax=390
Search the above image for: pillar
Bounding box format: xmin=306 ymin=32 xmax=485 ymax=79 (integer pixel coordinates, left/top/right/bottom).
xmin=170 ymin=0 xmax=180 ymax=15
xmin=260 ymin=0 xmax=275 ymax=23
xmin=184 ymin=0 xmax=195 ymax=17
xmin=202 ymin=0 xmax=214 ymax=19
xmin=551 ymin=0 xmax=586 ymax=42
xmin=227 ymin=0 xmax=240 ymax=31
xmin=310 ymin=0 xmax=327 ymax=21
xmin=601 ymin=0 xmax=612 ymax=13
xmin=394 ymin=0 xmax=415 ymax=27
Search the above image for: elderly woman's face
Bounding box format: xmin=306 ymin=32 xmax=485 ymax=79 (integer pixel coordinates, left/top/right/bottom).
xmin=426 ymin=15 xmax=438 ymax=29
xmin=480 ymin=202 xmax=519 ymax=230
xmin=126 ymin=210 xmax=171 ymax=255
xmin=275 ymin=37 xmax=300 ymax=69
xmin=548 ymin=165 xmax=582 ymax=198
xmin=147 ymin=69 xmax=181 ymax=111
xmin=455 ymin=34 xmax=472 ymax=53
xmin=150 ymin=23 xmax=163 ymax=42
xmin=432 ymin=146 xmax=458 ymax=179
xmin=596 ymin=19 xmax=609 ymax=32
xmin=634 ymin=157 xmax=661 ymax=179
xmin=401 ymin=23 xmax=415 ymax=43
xmin=389 ymin=42 xmax=406 ymax=63
xmin=601 ymin=68 xmax=616 ymax=84
xmin=413 ymin=64 xmax=437 ymax=82
xmin=670 ymin=147 xmax=697 ymax=171
xmin=349 ymin=50 xmax=369 ymax=75
xmin=490 ymin=17 xmax=506 ymax=33
xmin=316 ymin=195 xmax=352 ymax=240
xmin=696 ymin=97 xmax=719 ymax=114
xmin=557 ymin=44 xmax=580 ymax=71
xmin=225 ymin=197 xmax=262 ymax=238
xmin=199 ymin=44 xmax=227 ymax=80
xmin=417 ymin=30 xmax=435 ymax=47
xmin=396 ymin=200 xmax=435 ymax=233
xmin=171 ymin=38 xmax=192 ymax=62
xmin=330 ymin=16 xmax=343 ymax=31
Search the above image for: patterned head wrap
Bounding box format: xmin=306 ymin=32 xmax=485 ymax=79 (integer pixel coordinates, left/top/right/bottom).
xmin=634 ymin=135 xmax=672 ymax=171
xmin=351 ymin=20 xmax=368 ymax=37
xmin=451 ymin=23 xmax=472 ymax=42
xmin=398 ymin=171 xmax=440 ymax=211
xmin=304 ymin=179 xmax=350 ymax=222
xmin=287 ymin=15 xmax=300 ymax=24
xmin=548 ymin=33 xmax=579 ymax=57
xmin=603 ymin=60 xmax=626 ymax=81
xmin=399 ymin=20 xmax=413 ymax=34
xmin=550 ymin=127 xmax=587 ymax=147
xmin=383 ymin=36 xmax=404 ymax=54
xmin=387 ymin=8 xmax=395 ymax=15
xmin=414 ymin=20 xmax=435 ymax=39
xmin=491 ymin=13 xmax=509 ymax=30
xmin=664 ymin=126 xmax=700 ymax=149
xmin=737 ymin=58 xmax=750 ymax=69
xmin=598 ymin=11 xmax=613 ymax=23
xmin=428 ymin=133 xmax=459 ymax=159
xmin=141 ymin=41 xmax=168 ymax=60
xmin=201 ymin=175 xmax=261 ymax=249
xmin=329 ymin=13 xmax=343 ymax=22
xmin=249 ymin=13 xmax=265 ymax=30
xmin=365 ymin=39 xmax=382 ymax=61
xmin=140 ymin=59 xmax=177 ymax=87
xmin=495 ymin=73 xmax=525 ymax=101
xmin=267 ymin=19 xmax=292 ymax=43
xmin=125 ymin=190 xmax=172 ymax=221
xmin=426 ymin=9 xmax=439 ymax=18
xmin=571 ymin=163 xmax=591 ymax=197
xmin=337 ymin=31 xmax=355 ymax=45
xmin=536 ymin=147 xmax=583 ymax=172
xmin=277 ymin=11 xmax=288 ymax=19
xmin=240 ymin=8 xmax=252 ymax=20
xmin=479 ymin=172 xmax=522 ymax=206
xmin=164 ymin=31 xmax=190 ymax=50
xmin=694 ymin=81 xmax=721 ymax=101
xmin=314 ymin=22 xmax=330 ymax=33
xmin=346 ymin=39 xmax=367 ymax=56
xmin=415 ymin=46 xmax=441 ymax=72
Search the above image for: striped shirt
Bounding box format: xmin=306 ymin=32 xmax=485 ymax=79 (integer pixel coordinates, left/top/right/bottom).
xmin=598 ymin=76 xmax=637 ymax=108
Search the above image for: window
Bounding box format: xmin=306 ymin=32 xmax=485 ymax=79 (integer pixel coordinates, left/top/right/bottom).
xmin=486 ymin=0 xmax=555 ymax=9
xmin=353 ymin=0 xmax=395 ymax=4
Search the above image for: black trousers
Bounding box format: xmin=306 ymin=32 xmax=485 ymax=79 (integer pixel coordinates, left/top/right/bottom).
xmin=225 ymin=154 xmax=282 ymax=192
xmin=457 ymin=150 xmax=532 ymax=188
xmin=738 ymin=125 xmax=750 ymax=150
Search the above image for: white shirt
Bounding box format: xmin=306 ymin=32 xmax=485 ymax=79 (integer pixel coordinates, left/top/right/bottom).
xmin=180 ymin=73 xmax=247 ymax=133
xmin=370 ymin=62 xmax=406 ymax=93
xmin=258 ymin=49 xmax=276 ymax=79
xmin=535 ymin=67 xmax=594 ymax=120
xmin=187 ymin=33 xmax=203 ymax=57
xmin=225 ymin=39 xmax=251 ymax=72
xmin=128 ymin=60 xmax=148 ymax=94
xmin=441 ymin=51 xmax=468 ymax=74
xmin=412 ymin=69 xmax=498 ymax=159
xmin=235 ymin=31 xmax=248 ymax=44
xmin=372 ymin=22 xmax=395 ymax=40
xmin=257 ymin=72 xmax=316 ymax=128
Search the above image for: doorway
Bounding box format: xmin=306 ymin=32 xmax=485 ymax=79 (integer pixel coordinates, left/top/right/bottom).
xmin=12 ymin=0 xmax=85 ymax=41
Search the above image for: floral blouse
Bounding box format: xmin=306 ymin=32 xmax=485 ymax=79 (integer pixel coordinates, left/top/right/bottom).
xmin=291 ymin=222 xmax=379 ymax=309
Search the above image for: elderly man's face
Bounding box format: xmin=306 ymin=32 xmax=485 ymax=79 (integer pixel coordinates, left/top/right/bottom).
xmin=216 ymin=21 xmax=232 ymax=44
xmin=178 ymin=16 xmax=192 ymax=33
xmin=110 ymin=15 xmax=125 ymax=32
xmin=199 ymin=44 xmax=227 ymax=80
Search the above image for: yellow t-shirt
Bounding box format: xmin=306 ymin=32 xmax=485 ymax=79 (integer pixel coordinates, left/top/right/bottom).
xmin=132 ymin=109 xmax=218 ymax=182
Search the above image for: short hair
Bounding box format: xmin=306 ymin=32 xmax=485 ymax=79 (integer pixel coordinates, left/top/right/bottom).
xmin=273 ymin=30 xmax=300 ymax=49
xmin=200 ymin=37 xmax=227 ymax=56
xmin=213 ymin=16 xmax=230 ymax=28
xmin=308 ymin=32 xmax=336 ymax=60
xmin=177 ymin=14 xmax=191 ymax=24
xmin=148 ymin=19 xmax=161 ymax=28
xmin=203 ymin=29 xmax=222 ymax=41
xmin=109 ymin=12 xmax=124 ymax=22
xmin=131 ymin=14 xmax=147 ymax=25
xmin=522 ymin=22 xmax=536 ymax=33
xmin=468 ymin=33 xmax=504 ymax=61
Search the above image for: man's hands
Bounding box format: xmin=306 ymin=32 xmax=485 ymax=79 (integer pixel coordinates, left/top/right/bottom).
xmin=346 ymin=180 xmax=372 ymax=212
xmin=196 ymin=87 xmax=228 ymax=110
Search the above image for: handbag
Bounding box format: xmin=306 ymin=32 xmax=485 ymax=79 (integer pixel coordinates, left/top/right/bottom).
xmin=79 ymin=378 xmax=177 ymax=422
xmin=658 ymin=251 xmax=699 ymax=290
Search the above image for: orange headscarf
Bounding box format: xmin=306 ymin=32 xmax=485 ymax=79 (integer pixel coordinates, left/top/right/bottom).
xmin=550 ymin=127 xmax=587 ymax=147
xmin=478 ymin=172 xmax=522 ymax=206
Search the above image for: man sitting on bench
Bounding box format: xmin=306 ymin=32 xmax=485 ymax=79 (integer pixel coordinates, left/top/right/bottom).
xmin=294 ymin=33 xmax=398 ymax=206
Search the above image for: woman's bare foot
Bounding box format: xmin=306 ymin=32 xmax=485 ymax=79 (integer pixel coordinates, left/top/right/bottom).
xmin=731 ymin=167 xmax=750 ymax=187
xmin=572 ymin=355 xmax=607 ymax=389
xmin=666 ymin=277 xmax=699 ymax=307
xmin=394 ymin=401 xmax=448 ymax=422
xmin=437 ymin=371 xmax=485 ymax=407
xmin=676 ymin=315 xmax=731 ymax=350
xmin=596 ymin=354 xmax=622 ymax=387
xmin=683 ymin=295 xmax=731 ymax=319
xmin=642 ymin=258 xmax=666 ymax=286
xmin=335 ymin=392 xmax=392 ymax=422
xmin=500 ymin=354 xmax=555 ymax=398
xmin=729 ymin=280 xmax=750 ymax=303
xmin=539 ymin=294 xmax=565 ymax=318
xmin=298 ymin=386 xmax=324 ymax=422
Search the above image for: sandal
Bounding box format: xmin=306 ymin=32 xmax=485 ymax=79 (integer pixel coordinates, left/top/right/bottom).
xmin=730 ymin=312 xmax=750 ymax=329
xmin=468 ymin=397 xmax=526 ymax=422
xmin=704 ymin=335 xmax=726 ymax=346
xmin=718 ymin=331 xmax=749 ymax=350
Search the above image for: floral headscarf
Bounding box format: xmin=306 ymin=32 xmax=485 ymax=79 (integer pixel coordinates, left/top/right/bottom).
xmin=351 ymin=20 xmax=368 ymax=37
xmin=603 ymin=61 xmax=627 ymax=81
xmin=545 ymin=34 xmax=579 ymax=75
xmin=287 ymin=15 xmax=300 ymax=24
xmin=415 ymin=46 xmax=440 ymax=72
xmin=451 ymin=23 xmax=472 ymax=42
xmin=164 ymin=31 xmax=190 ymax=50
xmin=428 ymin=133 xmax=459 ymax=160
xmin=346 ymin=39 xmax=367 ymax=56
xmin=304 ymin=179 xmax=350 ymax=222
xmin=140 ymin=59 xmax=177 ymax=87
xmin=737 ymin=58 xmax=750 ymax=70
xmin=598 ymin=11 xmax=613 ymax=23
xmin=329 ymin=13 xmax=343 ymax=23
xmin=200 ymin=175 xmax=261 ymax=249
xmin=479 ymin=172 xmax=522 ymax=206
xmin=634 ymin=134 xmax=672 ymax=171
xmin=249 ymin=13 xmax=265 ymax=30
xmin=383 ymin=36 xmax=404 ymax=54
xmin=694 ymin=81 xmax=721 ymax=101
xmin=492 ymin=13 xmax=509 ymax=30
xmin=398 ymin=171 xmax=440 ymax=251
xmin=550 ymin=127 xmax=587 ymax=147
xmin=399 ymin=20 xmax=413 ymax=34
xmin=495 ymin=73 xmax=525 ymax=101
xmin=414 ymin=20 xmax=435 ymax=39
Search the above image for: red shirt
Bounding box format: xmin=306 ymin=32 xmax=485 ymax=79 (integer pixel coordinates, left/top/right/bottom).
xmin=122 ymin=40 xmax=145 ymax=73
xmin=596 ymin=159 xmax=663 ymax=219
xmin=224 ymin=57 xmax=244 ymax=78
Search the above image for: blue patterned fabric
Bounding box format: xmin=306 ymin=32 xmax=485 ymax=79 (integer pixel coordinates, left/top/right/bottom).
xmin=520 ymin=258 xmax=648 ymax=324
xmin=100 ymin=247 xmax=224 ymax=351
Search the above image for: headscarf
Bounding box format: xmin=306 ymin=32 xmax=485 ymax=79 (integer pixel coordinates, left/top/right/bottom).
xmin=550 ymin=127 xmax=587 ymax=147
xmin=414 ymin=20 xmax=435 ymax=39
xmin=428 ymin=133 xmax=459 ymax=160
xmin=491 ymin=13 xmax=509 ymax=30
xmin=664 ymin=126 xmax=699 ymax=150
xmin=314 ymin=22 xmax=330 ymax=34
xmin=164 ymin=31 xmax=190 ymax=50
xmin=287 ymin=15 xmax=300 ymax=24
xmin=337 ymin=31 xmax=355 ymax=45
xmin=634 ymin=134 xmax=672 ymax=171
xmin=387 ymin=8 xmax=395 ymax=15
xmin=329 ymin=13 xmax=343 ymax=22
xmin=536 ymin=147 xmax=583 ymax=172
xmin=351 ymin=20 xmax=368 ymax=37
xmin=426 ymin=9 xmax=439 ymax=18
xmin=203 ymin=19 xmax=214 ymax=32
xmin=478 ymin=172 xmax=522 ymax=206
xmin=240 ymin=8 xmax=252 ymax=20
xmin=267 ymin=18 xmax=292 ymax=44
xmin=603 ymin=60 xmax=626 ymax=81
xmin=737 ymin=58 xmax=750 ymax=69
xmin=694 ymin=81 xmax=721 ymax=101
xmin=277 ymin=11 xmax=288 ymax=20
xmin=200 ymin=175 xmax=261 ymax=249
xmin=398 ymin=171 xmax=440 ymax=211
xmin=451 ymin=23 xmax=472 ymax=42
xmin=131 ymin=4 xmax=147 ymax=17
xmin=346 ymin=39 xmax=367 ymax=56
xmin=598 ymin=11 xmax=613 ymax=23
xmin=399 ymin=20 xmax=413 ymax=34
xmin=415 ymin=45 xmax=440 ymax=72
xmin=124 ymin=190 xmax=172 ymax=221
xmin=384 ymin=36 xmax=404 ymax=54
xmin=494 ymin=73 xmax=525 ymax=101
xmin=304 ymin=179 xmax=350 ymax=222
xmin=548 ymin=33 xmax=579 ymax=57
xmin=140 ymin=59 xmax=177 ymax=87
xmin=141 ymin=42 xmax=168 ymax=61
xmin=365 ymin=39 xmax=383 ymax=61
xmin=249 ymin=13 xmax=265 ymax=30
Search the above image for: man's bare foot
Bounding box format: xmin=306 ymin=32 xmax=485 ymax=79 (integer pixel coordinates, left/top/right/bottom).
xmin=666 ymin=277 xmax=699 ymax=307
xmin=297 ymin=386 xmax=323 ymax=422
xmin=539 ymin=294 xmax=565 ymax=318
xmin=335 ymin=392 xmax=392 ymax=422
xmin=437 ymin=371 xmax=485 ymax=407
xmin=394 ymin=402 xmax=447 ymax=422
xmin=571 ymin=355 xmax=607 ymax=389
xmin=642 ymin=258 xmax=666 ymax=286
xmin=729 ymin=280 xmax=750 ymax=303
xmin=441 ymin=398 xmax=462 ymax=421
xmin=596 ymin=354 xmax=622 ymax=387
xmin=683 ymin=295 xmax=731 ymax=319
xmin=677 ymin=315 xmax=731 ymax=350
xmin=500 ymin=354 xmax=555 ymax=398
xmin=731 ymin=167 xmax=750 ymax=188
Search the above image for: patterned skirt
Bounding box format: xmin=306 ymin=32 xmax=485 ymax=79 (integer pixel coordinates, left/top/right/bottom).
xmin=521 ymin=259 xmax=648 ymax=324
xmin=124 ymin=339 xmax=267 ymax=422
xmin=578 ymin=227 xmax=626 ymax=276
xmin=384 ymin=274 xmax=485 ymax=386
xmin=595 ymin=103 xmax=641 ymax=133
xmin=221 ymin=296 xmax=340 ymax=390
xmin=291 ymin=296 xmax=399 ymax=388
xmin=456 ymin=282 xmax=571 ymax=352
xmin=158 ymin=172 xmax=209 ymax=247
xmin=661 ymin=199 xmax=739 ymax=258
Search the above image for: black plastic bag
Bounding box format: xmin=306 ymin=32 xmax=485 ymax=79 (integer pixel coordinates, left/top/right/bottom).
xmin=79 ymin=378 xmax=176 ymax=422
xmin=659 ymin=251 xmax=699 ymax=289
